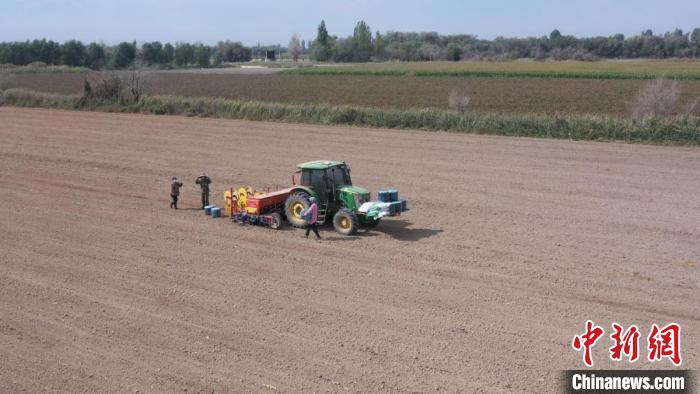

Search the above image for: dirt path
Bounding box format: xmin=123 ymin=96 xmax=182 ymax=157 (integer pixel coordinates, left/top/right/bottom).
xmin=0 ymin=108 xmax=698 ymax=392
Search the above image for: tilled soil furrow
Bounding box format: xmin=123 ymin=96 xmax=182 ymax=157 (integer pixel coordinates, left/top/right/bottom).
xmin=1 ymin=107 xmax=698 ymax=392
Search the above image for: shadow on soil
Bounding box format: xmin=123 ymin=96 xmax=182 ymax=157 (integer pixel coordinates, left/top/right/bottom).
xmin=322 ymin=220 xmax=442 ymax=242
xmin=372 ymin=219 xmax=443 ymax=241
xmin=323 ymin=231 xmax=379 ymax=242
xmin=210 ymin=214 xmax=441 ymax=242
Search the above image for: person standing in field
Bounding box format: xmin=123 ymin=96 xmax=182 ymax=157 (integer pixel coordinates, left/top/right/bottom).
xmin=303 ymin=196 xmax=321 ymax=239
xmin=195 ymin=173 xmax=212 ymax=209
xmin=170 ymin=177 xmax=183 ymax=209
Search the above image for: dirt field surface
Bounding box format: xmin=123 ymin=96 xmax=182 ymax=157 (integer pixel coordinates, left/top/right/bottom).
xmin=1 ymin=107 xmax=698 ymax=392
xmin=9 ymin=72 xmax=700 ymax=116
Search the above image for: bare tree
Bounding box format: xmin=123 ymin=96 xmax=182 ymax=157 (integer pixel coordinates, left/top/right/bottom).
xmin=288 ymin=34 xmax=303 ymax=62
xmin=82 ymin=70 xmax=157 ymax=103
xmin=83 ymin=72 xmax=122 ymax=101
xmin=630 ymin=77 xmax=681 ymax=119
xmin=121 ymin=70 xmax=157 ymax=102
xmin=448 ymin=87 xmax=471 ymax=113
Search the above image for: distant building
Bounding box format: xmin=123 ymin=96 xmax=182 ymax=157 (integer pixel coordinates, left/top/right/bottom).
xmin=265 ymin=50 xmax=276 ymax=62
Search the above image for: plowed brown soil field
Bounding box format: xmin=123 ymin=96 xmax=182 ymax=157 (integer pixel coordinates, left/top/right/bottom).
xmin=0 ymin=108 xmax=698 ymax=392
xmin=9 ymin=72 xmax=700 ymax=116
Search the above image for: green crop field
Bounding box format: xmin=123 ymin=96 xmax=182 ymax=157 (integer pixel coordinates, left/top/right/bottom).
xmin=285 ymin=60 xmax=700 ymax=80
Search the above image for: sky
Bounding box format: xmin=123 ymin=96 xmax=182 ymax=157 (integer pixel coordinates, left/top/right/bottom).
xmin=1 ymin=0 xmax=698 ymax=46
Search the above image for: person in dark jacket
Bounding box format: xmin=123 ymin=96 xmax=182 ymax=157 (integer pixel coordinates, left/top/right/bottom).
xmin=170 ymin=177 xmax=183 ymax=209
xmin=195 ymin=173 xmax=212 ymax=209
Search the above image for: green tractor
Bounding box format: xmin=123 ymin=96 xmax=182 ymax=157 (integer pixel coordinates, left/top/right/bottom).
xmin=284 ymin=160 xmax=406 ymax=235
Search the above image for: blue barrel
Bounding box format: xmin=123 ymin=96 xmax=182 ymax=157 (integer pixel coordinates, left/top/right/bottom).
xmin=211 ymin=207 xmax=221 ymax=218
xmin=378 ymin=190 xmax=389 ymax=202
xmin=391 ymin=201 xmax=402 ymax=213
xmin=400 ymin=199 xmax=407 ymax=211
xmin=387 ymin=189 xmax=399 ymax=202
xmin=204 ymin=205 xmax=214 ymax=215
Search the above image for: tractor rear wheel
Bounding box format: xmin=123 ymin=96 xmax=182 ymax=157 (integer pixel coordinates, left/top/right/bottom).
xmin=284 ymin=192 xmax=311 ymax=228
xmin=333 ymin=208 xmax=359 ymax=235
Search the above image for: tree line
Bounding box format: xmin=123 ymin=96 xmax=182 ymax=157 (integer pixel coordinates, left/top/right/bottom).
xmin=2 ymin=25 xmax=700 ymax=69
xmin=0 ymin=39 xmax=257 ymax=69
xmin=308 ymin=20 xmax=700 ymax=62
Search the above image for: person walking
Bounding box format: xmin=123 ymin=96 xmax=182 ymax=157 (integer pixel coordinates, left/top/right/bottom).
xmin=195 ymin=173 xmax=212 ymax=209
xmin=170 ymin=177 xmax=183 ymax=209
xmin=303 ymin=196 xmax=321 ymax=239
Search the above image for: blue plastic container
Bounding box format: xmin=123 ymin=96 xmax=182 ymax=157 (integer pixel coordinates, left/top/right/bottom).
xmin=204 ymin=205 xmax=214 ymax=215
xmin=211 ymin=207 xmax=221 ymax=218
xmin=400 ymin=199 xmax=407 ymax=211
xmin=390 ymin=201 xmax=402 ymax=213
xmin=378 ymin=190 xmax=389 ymax=202
xmin=387 ymin=189 xmax=399 ymax=202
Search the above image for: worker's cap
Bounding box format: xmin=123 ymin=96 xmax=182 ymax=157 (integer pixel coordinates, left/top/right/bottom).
xmin=172 ymin=176 xmax=177 ymax=181
xmin=309 ymin=196 xmax=316 ymax=202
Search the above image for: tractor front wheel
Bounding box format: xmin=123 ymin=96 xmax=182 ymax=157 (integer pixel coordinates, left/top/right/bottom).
xmin=333 ymin=208 xmax=359 ymax=235
xmin=284 ymin=192 xmax=311 ymax=228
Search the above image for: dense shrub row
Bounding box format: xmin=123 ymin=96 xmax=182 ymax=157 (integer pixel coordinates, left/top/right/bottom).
xmin=2 ymin=88 xmax=698 ymax=145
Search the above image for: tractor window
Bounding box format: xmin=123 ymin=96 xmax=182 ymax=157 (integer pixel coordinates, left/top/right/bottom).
xmin=330 ymin=166 xmax=351 ymax=185
xmin=300 ymin=169 xmax=330 ymax=191
xmin=309 ymin=170 xmax=325 ymax=186
xmin=300 ymin=171 xmax=311 ymax=186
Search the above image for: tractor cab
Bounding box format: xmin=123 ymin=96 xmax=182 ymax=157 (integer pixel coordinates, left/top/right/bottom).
xmin=299 ymin=161 xmax=346 ymax=203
